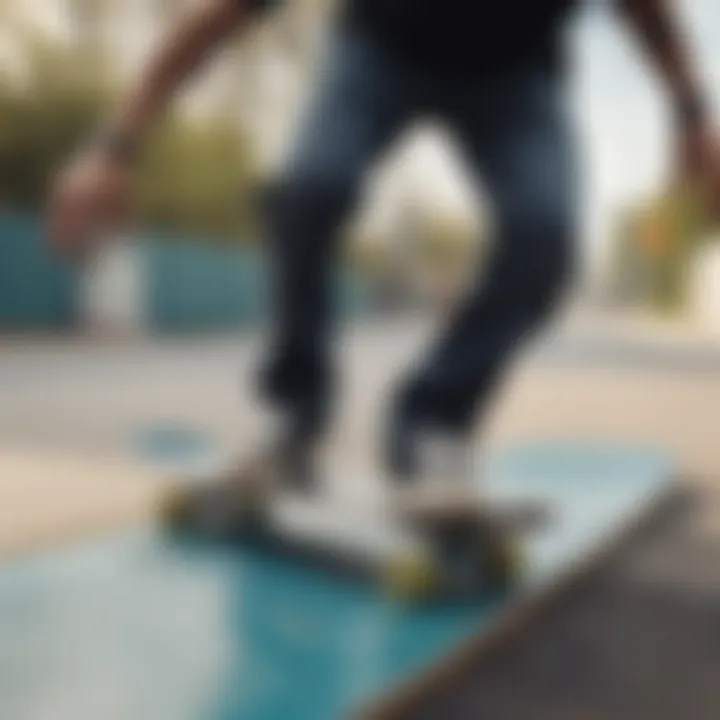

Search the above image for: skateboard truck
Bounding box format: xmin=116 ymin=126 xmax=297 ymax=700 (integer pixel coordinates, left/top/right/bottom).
xmin=158 ymin=465 xmax=551 ymax=603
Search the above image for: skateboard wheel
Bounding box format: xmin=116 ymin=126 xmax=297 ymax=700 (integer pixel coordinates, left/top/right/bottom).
xmin=384 ymin=553 xmax=438 ymax=603
xmin=485 ymin=540 xmax=524 ymax=588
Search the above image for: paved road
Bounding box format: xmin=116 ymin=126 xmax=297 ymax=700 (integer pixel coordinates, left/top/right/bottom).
xmin=2 ymin=310 xmax=720 ymax=473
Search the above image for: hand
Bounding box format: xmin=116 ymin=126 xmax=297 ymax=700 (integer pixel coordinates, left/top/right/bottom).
xmin=49 ymin=148 xmax=135 ymax=259
xmin=677 ymin=121 xmax=720 ymax=220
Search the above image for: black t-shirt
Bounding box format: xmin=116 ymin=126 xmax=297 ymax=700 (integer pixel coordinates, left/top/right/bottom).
xmin=341 ymin=0 xmax=578 ymax=73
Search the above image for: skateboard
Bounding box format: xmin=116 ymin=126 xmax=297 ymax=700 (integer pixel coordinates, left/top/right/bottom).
xmin=156 ymin=454 xmax=551 ymax=602
xmin=0 ymin=442 xmax=675 ymax=720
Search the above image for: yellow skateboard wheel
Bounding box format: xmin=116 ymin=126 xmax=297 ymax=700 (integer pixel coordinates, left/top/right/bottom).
xmin=486 ymin=539 xmax=524 ymax=587
xmin=384 ymin=552 xmax=439 ymax=603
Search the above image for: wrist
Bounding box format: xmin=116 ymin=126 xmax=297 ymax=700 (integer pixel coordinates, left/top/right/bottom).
xmin=93 ymin=127 xmax=142 ymax=166
xmin=673 ymin=91 xmax=709 ymax=132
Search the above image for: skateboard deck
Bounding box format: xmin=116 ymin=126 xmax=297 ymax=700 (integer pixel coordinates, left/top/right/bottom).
xmin=160 ymin=471 xmax=550 ymax=601
xmin=0 ymin=441 xmax=675 ymax=720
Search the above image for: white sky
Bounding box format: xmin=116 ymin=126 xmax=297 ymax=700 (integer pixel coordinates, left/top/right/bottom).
xmin=572 ymin=0 xmax=720 ymax=260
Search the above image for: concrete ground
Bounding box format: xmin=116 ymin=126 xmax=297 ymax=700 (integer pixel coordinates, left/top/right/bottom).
xmin=1 ymin=305 xmax=719 ymax=718
xmin=411 ymin=487 xmax=720 ymax=720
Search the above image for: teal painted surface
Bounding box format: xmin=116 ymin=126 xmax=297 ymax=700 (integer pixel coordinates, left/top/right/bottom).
xmin=145 ymin=239 xmax=267 ymax=332
xmin=0 ymin=442 xmax=674 ymax=720
xmin=0 ymin=211 xmax=370 ymax=332
xmin=0 ymin=212 xmax=77 ymax=328
xmin=145 ymin=237 xmax=371 ymax=332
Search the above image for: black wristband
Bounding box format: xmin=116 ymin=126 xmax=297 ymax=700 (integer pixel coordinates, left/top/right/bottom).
xmin=247 ymin=0 xmax=284 ymax=14
xmin=676 ymin=94 xmax=708 ymax=130
xmin=94 ymin=129 xmax=141 ymax=165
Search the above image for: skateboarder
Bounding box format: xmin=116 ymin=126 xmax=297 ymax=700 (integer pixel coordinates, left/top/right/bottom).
xmin=49 ymin=1 xmax=719 ymax=508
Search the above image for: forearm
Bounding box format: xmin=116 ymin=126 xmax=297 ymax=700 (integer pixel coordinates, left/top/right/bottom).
xmin=106 ymin=0 xmax=262 ymax=154
xmin=617 ymin=0 xmax=708 ymax=126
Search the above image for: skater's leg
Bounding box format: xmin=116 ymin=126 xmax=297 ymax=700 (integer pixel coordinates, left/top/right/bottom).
xmin=389 ymin=62 xmax=578 ymax=475
xmin=260 ymin=29 xmax=420 ymax=444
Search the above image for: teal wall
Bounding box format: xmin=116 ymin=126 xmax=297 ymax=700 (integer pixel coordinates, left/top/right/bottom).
xmin=0 ymin=211 xmax=77 ymax=329
xmin=145 ymin=239 xmax=266 ymax=332
xmin=0 ymin=212 xmax=371 ymax=332
xmin=145 ymin=238 xmax=372 ymax=332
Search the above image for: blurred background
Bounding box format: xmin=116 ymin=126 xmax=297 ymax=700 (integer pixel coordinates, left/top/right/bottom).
xmin=0 ymin=3 xmax=720 ymax=719
xmin=0 ymin=0 xmax=719 ymax=331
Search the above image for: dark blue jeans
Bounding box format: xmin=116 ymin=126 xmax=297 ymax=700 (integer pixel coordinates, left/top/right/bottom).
xmin=261 ymin=28 xmax=577 ymax=440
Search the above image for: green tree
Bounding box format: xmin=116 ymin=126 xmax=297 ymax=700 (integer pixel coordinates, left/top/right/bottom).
xmin=0 ymin=28 xmax=258 ymax=242
xmin=608 ymin=184 xmax=716 ymax=313
xmin=0 ymin=35 xmax=109 ymax=207
xmin=139 ymin=115 xmax=258 ymax=241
